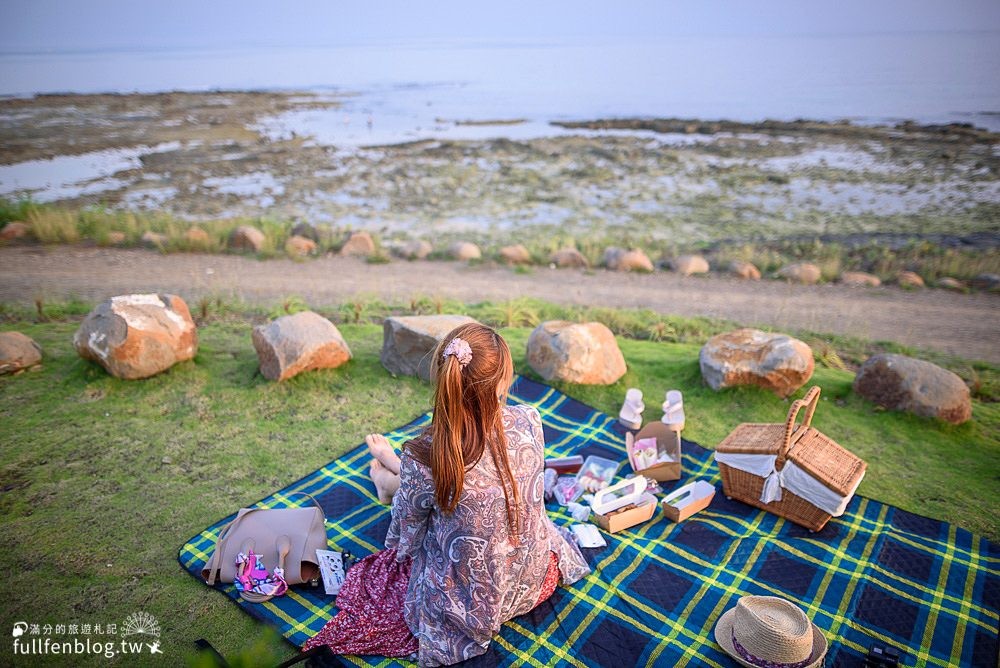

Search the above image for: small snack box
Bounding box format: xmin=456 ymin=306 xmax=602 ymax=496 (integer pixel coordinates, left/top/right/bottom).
xmin=593 ymin=492 xmax=659 ymax=533
xmin=553 ymin=475 xmax=584 ymax=506
xmin=591 ymin=476 xmax=647 ymax=516
xmin=626 ymin=422 xmax=681 ymax=482
xmin=660 ymin=480 xmax=716 ymax=523
xmin=575 ymin=455 xmax=621 ymax=493
xmin=545 ymin=455 xmax=584 ymax=474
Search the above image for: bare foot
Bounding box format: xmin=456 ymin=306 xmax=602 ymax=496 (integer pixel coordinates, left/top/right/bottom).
xmin=365 ymin=433 xmax=401 ymax=475
xmin=369 ymin=459 xmax=400 ymax=504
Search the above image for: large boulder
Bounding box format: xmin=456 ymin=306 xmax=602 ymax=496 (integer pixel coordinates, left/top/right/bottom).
xmin=141 ymin=231 xmax=168 ymax=249
xmin=0 ymin=332 xmax=42 ymax=374
xmin=185 ymin=227 xmax=211 ymax=247
xmin=840 ymin=271 xmax=881 ymax=287
xmin=228 ymin=225 xmax=265 ymax=252
xmin=381 ymin=315 xmax=478 ymax=381
xmin=699 ymin=328 xmax=814 ymax=398
xmin=340 ymin=231 xmax=376 ymax=256
xmin=853 ymin=354 xmax=971 ymax=424
xmin=73 ymin=294 xmax=198 ymax=379
xmin=499 ymin=244 xmax=532 ymax=265
xmin=285 ymin=235 xmax=317 ymax=257
xmin=396 ymin=240 xmax=433 ymax=260
xmin=603 ymin=247 xmax=625 ymax=268
xmin=621 ymin=249 xmax=655 ymax=272
xmin=728 ymin=260 xmax=761 ymax=280
xmin=1 ymin=221 xmax=29 ymax=241
xmin=970 ymin=273 xmax=1000 ymax=291
xmin=896 ymin=271 xmax=925 ymax=289
xmin=291 ymin=222 xmax=320 ymax=242
xmin=252 ymin=311 xmax=352 ymax=381
xmin=549 ymin=248 xmax=589 ymax=269
xmin=294 ymin=222 xmax=337 ymax=246
xmin=936 ymin=277 xmax=966 ymax=292
xmin=606 ymin=247 xmax=654 ymax=272
xmin=449 ymin=241 xmax=482 ymax=261
xmin=526 ymin=321 xmax=626 ymax=385
xmin=778 ymin=262 xmax=821 ymax=284
xmin=671 ymin=255 xmax=710 ymax=276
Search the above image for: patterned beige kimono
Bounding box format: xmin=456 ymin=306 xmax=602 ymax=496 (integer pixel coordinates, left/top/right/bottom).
xmin=385 ymin=404 xmax=590 ymax=666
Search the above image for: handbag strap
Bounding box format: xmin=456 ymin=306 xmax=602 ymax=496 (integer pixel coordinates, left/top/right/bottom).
xmin=204 ymin=508 xmax=248 ymax=585
xmin=204 ymin=493 xmax=325 ymax=585
xmin=283 ymin=492 xmax=325 ymax=515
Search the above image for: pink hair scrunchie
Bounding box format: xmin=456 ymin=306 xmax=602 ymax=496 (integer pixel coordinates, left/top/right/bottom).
xmin=442 ymin=337 xmax=473 ymax=368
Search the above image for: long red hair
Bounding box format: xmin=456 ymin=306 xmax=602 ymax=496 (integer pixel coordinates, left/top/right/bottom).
xmin=407 ymin=323 xmax=519 ymax=534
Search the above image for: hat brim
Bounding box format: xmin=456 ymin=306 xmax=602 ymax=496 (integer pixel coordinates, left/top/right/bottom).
xmin=714 ymin=608 xmax=828 ymax=668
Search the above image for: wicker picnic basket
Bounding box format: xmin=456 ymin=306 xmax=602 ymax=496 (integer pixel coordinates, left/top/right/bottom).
xmin=715 ymin=386 xmax=866 ymax=532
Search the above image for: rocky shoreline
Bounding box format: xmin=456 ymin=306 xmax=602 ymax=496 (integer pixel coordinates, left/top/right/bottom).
xmin=1 ymin=90 xmax=998 ymax=277
xmin=551 ymin=116 xmax=1000 ymax=146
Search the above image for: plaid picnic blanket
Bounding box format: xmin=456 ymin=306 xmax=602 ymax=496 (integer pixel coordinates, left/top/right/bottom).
xmin=179 ymin=376 xmax=1000 ymax=667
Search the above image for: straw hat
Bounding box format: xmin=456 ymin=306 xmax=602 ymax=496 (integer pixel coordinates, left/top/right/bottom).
xmin=714 ymin=596 xmax=827 ymax=668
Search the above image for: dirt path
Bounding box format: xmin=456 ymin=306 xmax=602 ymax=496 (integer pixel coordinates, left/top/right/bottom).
xmin=2 ymin=245 xmax=998 ymax=364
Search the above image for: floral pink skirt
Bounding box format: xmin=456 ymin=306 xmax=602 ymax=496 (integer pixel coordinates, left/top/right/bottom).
xmin=304 ymin=548 xmax=561 ymax=658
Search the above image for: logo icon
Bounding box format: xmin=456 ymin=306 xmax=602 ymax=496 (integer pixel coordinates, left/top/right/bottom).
xmin=12 ymin=622 xmax=27 ymax=638
xmin=121 ymin=612 xmax=160 ymax=638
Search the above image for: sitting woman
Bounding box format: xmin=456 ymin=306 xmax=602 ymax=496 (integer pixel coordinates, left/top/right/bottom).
xmin=305 ymin=323 xmax=590 ymax=666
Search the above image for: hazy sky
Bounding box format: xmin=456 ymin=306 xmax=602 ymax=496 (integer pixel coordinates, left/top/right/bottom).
xmin=3 ymin=0 xmax=1000 ymax=52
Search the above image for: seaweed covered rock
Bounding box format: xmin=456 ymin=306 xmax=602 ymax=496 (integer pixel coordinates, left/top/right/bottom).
xmin=526 ymin=321 xmax=626 ymax=385
xmin=853 ymin=354 xmax=971 ymax=424
xmin=73 ymin=294 xmax=198 ymax=379
xmin=699 ymin=328 xmax=814 ymax=397
xmin=252 ymin=311 xmax=351 ymax=381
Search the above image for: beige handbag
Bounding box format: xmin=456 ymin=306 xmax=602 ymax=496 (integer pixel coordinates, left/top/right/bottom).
xmin=202 ymin=495 xmax=328 ymax=587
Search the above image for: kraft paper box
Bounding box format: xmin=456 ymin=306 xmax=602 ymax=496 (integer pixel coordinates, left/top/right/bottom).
xmin=660 ymin=480 xmax=716 ymax=523
xmin=625 ymin=422 xmax=681 ymax=482
xmin=593 ymin=492 xmax=659 ymax=533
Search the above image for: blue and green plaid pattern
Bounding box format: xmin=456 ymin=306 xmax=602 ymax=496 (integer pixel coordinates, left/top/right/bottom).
xmin=179 ymin=376 xmax=999 ymax=667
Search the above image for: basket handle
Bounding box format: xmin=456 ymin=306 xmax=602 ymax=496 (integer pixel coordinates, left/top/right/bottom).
xmin=777 ymin=386 xmax=821 ymax=468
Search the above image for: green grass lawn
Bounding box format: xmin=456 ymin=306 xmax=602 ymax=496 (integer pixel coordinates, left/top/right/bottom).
xmin=1 ymin=315 xmax=998 ymax=666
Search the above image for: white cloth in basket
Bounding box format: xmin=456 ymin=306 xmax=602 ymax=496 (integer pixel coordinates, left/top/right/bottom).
xmin=713 ymin=452 xmax=865 ymax=517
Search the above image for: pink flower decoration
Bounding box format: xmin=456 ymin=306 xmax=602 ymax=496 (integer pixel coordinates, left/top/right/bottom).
xmin=443 ymin=337 xmax=473 ymax=367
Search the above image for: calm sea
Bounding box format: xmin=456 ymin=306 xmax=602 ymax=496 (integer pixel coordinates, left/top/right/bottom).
xmin=2 ymin=32 xmax=999 ymax=143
